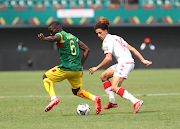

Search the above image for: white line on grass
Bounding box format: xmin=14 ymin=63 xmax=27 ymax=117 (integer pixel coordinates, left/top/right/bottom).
xmin=0 ymin=93 xmax=180 ymax=99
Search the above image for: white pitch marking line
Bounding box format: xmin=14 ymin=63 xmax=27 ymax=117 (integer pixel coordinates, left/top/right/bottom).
xmin=0 ymin=93 xmax=180 ymax=99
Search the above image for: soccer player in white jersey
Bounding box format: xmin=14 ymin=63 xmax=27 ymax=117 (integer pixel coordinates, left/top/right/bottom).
xmin=89 ymin=18 xmax=152 ymax=114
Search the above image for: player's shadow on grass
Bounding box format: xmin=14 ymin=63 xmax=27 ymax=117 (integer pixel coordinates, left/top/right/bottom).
xmin=60 ymin=109 xmax=157 ymax=116
xmin=135 ymin=110 xmax=157 ymax=114
xmin=60 ymin=110 xmax=156 ymax=116
xmin=122 ymin=110 xmax=157 ymax=114
xmin=97 ymin=110 xmax=157 ymax=115
xmin=61 ymin=113 xmax=105 ymax=116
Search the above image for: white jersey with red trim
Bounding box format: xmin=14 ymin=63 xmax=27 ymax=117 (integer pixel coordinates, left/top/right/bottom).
xmin=103 ymin=34 xmax=134 ymax=64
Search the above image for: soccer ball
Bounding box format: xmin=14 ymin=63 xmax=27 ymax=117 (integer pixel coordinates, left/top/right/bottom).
xmin=77 ymin=103 xmax=90 ymax=116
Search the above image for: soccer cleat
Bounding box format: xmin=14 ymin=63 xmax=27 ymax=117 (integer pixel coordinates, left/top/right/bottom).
xmin=45 ymin=98 xmax=59 ymax=112
xmin=94 ymin=96 xmax=102 ymax=114
xmin=104 ymin=101 xmax=118 ymax=109
xmin=133 ymin=100 xmax=143 ymax=114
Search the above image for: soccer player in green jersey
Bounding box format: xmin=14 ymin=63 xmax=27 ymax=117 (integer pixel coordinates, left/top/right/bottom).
xmin=38 ymin=21 xmax=102 ymax=114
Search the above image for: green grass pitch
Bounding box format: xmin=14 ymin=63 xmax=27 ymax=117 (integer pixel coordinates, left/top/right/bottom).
xmin=0 ymin=69 xmax=180 ymax=129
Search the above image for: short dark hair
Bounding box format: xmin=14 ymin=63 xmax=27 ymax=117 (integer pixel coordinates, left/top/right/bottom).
xmin=49 ymin=21 xmax=61 ymax=28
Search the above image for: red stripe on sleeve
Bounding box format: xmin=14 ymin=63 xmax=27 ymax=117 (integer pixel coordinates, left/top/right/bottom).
xmin=54 ymin=35 xmax=61 ymax=40
xmin=78 ymin=40 xmax=82 ymax=45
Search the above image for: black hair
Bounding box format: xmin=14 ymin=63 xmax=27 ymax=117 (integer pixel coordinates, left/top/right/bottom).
xmin=49 ymin=21 xmax=61 ymax=28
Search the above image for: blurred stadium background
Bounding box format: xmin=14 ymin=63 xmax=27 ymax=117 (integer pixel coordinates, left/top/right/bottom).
xmin=0 ymin=0 xmax=180 ymax=71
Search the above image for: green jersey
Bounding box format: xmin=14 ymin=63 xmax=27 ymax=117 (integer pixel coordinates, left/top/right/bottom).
xmin=55 ymin=31 xmax=82 ymax=71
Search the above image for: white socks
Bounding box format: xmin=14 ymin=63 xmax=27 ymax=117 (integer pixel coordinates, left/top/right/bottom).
xmin=92 ymin=96 xmax=96 ymax=101
xmin=105 ymin=87 xmax=116 ymax=103
xmin=51 ymin=95 xmax=57 ymax=100
xmin=122 ymin=90 xmax=139 ymax=104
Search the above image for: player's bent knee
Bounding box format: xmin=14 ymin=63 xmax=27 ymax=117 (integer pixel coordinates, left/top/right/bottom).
xmin=111 ymin=87 xmax=117 ymax=92
xmin=100 ymin=73 xmax=107 ymax=82
xmin=72 ymin=88 xmax=80 ymax=95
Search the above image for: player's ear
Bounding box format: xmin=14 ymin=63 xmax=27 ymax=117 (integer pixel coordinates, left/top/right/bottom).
xmin=56 ymin=27 xmax=59 ymax=32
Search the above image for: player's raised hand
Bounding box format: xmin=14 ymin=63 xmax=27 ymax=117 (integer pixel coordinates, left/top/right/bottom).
xmin=142 ymin=60 xmax=152 ymax=66
xmin=38 ymin=33 xmax=44 ymax=41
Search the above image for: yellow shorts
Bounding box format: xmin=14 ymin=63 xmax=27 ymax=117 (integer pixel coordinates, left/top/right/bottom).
xmin=45 ymin=66 xmax=82 ymax=89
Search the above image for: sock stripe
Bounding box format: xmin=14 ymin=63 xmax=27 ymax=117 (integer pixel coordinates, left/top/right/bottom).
xmin=77 ymin=89 xmax=93 ymax=100
xmin=117 ymin=87 xmax=125 ymax=97
xmin=43 ymin=78 xmax=56 ymax=98
xmin=45 ymin=81 xmax=50 ymax=92
xmin=103 ymin=81 xmax=112 ymax=89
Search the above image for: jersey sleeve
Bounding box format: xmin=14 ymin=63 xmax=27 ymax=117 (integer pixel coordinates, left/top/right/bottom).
xmin=55 ymin=33 xmax=61 ymax=39
xmin=55 ymin=32 xmax=66 ymax=43
xmin=103 ymin=36 xmax=113 ymax=54
xmin=55 ymin=33 xmax=62 ymax=41
xmin=76 ymin=38 xmax=82 ymax=45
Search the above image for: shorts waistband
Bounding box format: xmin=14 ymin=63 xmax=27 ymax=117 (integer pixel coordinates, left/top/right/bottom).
xmin=125 ymin=62 xmax=135 ymax=64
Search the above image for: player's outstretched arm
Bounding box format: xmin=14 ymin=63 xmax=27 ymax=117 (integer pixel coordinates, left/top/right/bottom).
xmin=89 ymin=53 xmax=112 ymax=74
xmin=38 ymin=33 xmax=60 ymax=43
xmin=127 ymin=44 xmax=152 ymax=66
